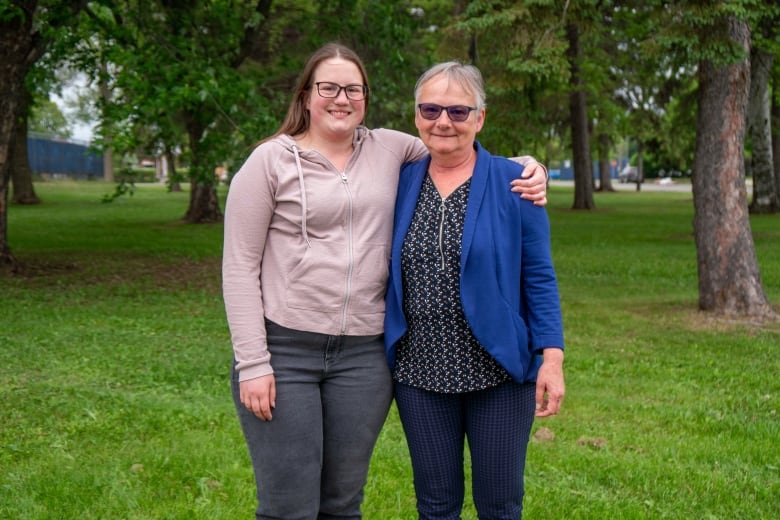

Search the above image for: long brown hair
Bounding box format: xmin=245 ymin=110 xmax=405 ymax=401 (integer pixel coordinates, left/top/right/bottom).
xmin=265 ymin=43 xmax=370 ymax=143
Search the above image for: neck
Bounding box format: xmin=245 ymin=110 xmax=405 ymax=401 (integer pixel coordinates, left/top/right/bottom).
xmin=296 ymin=130 xmax=354 ymax=171
xmin=297 ymin=130 xmax=353 ymax=154
xmin=427 ymin=148 xmax=476 ymax=199
xmin=429 ymin=148 xmax=476 ymax=176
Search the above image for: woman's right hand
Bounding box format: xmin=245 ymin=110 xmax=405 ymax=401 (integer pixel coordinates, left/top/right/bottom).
xmin=240 ymin=374 xmax=276 ymax=421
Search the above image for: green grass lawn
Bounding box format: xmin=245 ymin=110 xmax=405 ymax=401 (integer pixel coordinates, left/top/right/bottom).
xmin=1 ymin=180 xmax=778 ymax=519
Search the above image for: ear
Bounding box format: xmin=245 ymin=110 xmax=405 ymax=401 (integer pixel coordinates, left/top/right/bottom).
xmin=475 ymin=107 xmax=486 ymax=133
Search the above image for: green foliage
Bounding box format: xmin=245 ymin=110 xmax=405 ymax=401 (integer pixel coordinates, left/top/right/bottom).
xmin=100 ymin=176 xmax=134 ymax=203
xmin=73 ymin=1 xmax=275 ymax=192
xmin=649 ymin=78 xmax=698 ymax=174
xmin=14 ymin=0 xmax=780 ymax=179
xmin=274 ymin=0 xmax=435 ymax=133
xmin=439 ymin=0 xmax=572 ymax=157
xmin=1 ymin=181 xmax=778 ymax=518
xmin=650 ymin=0 xmax=756 ymax=66
xmin=28 ymin=98 xmax=72 ymax=137
xmin=0 ymin=2 xmax=25 ymax=23
xmin=65 ymin=0 xmax=442 ymax=199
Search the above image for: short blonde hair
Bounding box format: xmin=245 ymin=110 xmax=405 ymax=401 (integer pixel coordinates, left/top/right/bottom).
xmin=413 ymin=61 xmax=486 ymax=109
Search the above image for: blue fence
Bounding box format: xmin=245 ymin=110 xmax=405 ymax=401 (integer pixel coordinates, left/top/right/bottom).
xmin=551 ymin=160 xmax=628 ymax=181
xmin=27 ymin=136 xmax=103 ymax=179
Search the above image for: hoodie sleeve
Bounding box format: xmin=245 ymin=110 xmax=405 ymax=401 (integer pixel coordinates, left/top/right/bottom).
xmin=222 ymin=143 xmax=279 ymax=381
xmin=372 ymin=128 xmax=429 ymax=164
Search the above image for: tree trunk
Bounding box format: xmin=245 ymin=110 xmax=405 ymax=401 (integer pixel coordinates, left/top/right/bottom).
xmin=635 ymin=139 xmax=644 ymax=192
xmin=1 ymin=1 xmax=86 ymax=271
xmin=99 ymin=60 xmax=114 ymax=182
xmin=185 ymin=180 xmax=222 ymax=223
xmin=692 ymin=16 xmax=774 ymax=318
xmin=10 ymin=90 xmax=41 ymax=205
xmin=596 ymin=133 xmax=614 ymax=192
xmin=102 ymin=139 xmax=114 ymax=183
xmin=769 ymin=63 xmax=780 ymax=205
xmin=183 ymin=117 xmax=221 ymax=223
xmin=567 ymin=23 xmax=595 ymax=210
xmin=468 ymin=32 xmax=478 ymax=65
xmin=0 ymin=4 xmax=39 ymax=269
xmin=166 ymin=148 xmax=182 ymax=192
xmin=747 ymin=47 xmax=777 ymax=213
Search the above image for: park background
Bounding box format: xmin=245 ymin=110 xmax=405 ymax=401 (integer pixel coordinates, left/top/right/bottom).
xmin=1 ymin=181 xmax=777 ymax=519
xmin=2 ymin=1 xmax=779 ymax=518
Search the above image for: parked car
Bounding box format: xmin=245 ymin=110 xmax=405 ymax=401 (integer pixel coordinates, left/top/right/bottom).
xmin=619 ymin=165 xmax=638 ymax=183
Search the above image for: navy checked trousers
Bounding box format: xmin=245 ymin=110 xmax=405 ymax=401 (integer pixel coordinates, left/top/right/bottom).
xmin=394 ymin=381 xmax=536 ymax=520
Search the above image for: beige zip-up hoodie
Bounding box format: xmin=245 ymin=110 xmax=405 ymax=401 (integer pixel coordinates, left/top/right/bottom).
xmin=223 ymin=127 xmax=427 ymax=381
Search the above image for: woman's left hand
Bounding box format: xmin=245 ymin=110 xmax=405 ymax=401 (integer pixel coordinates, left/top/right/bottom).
xmin=535 ymin=348 xmax=564 ymax=417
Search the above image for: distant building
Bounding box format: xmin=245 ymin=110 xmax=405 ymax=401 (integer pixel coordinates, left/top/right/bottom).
xmin=27 ymin=133 xmax=103 ymax=179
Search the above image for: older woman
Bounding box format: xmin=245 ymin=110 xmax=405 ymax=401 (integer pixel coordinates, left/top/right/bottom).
xmin=384 ymin=62 xmax=565 ymax=519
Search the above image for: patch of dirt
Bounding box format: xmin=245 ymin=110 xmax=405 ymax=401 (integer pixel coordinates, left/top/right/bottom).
xmin=683 ymin=307 xmax=780 ymax=332
xmin=577 ymin=436 xmax=607 ymax=449
xmin=628 ymin=301 xmax=780 ymax=334
xmin=532 ymin=427 xmax=556 ymax=443
xmin=5 ymin=259 xmax=81 ymax=277
xmin=3 ymin=254 xmax=222 ymax=292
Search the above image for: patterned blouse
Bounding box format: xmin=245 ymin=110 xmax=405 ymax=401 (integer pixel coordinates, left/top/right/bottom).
xmin=392 ymin=174 xmax=511 ymax=393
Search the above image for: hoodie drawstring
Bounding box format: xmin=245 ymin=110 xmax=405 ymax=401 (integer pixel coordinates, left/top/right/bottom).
xmin=291 ymin=144 xmax=312 ymax=248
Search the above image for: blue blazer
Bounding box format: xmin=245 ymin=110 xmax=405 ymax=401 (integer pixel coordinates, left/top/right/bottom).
xmin=384 ymin=142 xmax=564 ymax=383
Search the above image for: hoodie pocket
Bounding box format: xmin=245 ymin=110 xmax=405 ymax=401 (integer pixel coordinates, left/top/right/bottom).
xmin=286 ymin=241 xmax=346 ymax=312
xmin=349 ymin=242 xmax=389 ymax=315
xmin=285 ymin=240 xmax=388 ymax=315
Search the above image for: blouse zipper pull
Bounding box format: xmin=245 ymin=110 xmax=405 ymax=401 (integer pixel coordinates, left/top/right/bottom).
xmin=438 ymin=199 xmax=446 ymax=270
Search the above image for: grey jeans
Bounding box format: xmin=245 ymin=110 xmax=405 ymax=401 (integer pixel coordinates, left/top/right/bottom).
xmin=231 ymin=320 xmax=393 ymax=520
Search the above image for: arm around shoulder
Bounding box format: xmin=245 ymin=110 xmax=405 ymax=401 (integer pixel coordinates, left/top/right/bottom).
xmin=509 ymin=155 xmax=548 ymax=206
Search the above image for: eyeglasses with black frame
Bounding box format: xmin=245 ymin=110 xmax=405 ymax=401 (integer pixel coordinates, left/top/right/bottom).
xmin=417 ymin=103 xmax=477 ymax=122
xmin=315 ymin=82 xmax=368 ymax=101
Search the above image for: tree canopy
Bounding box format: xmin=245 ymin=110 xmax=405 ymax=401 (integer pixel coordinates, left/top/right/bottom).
xmin=2 ymin=0 xmax=778 ymax=319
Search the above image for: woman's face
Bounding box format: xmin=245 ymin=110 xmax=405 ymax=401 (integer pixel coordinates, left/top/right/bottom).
xmin=306 ymin=58 xmax=366 ymax=139
xmin=414 ymin=74 xmax=485 ymax=158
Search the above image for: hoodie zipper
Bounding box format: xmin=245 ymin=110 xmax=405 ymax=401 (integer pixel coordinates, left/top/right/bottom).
xmin=340 ymin=170 xmax=354 ymax=335
xmin=298 ymin=137 xmax=360 ymax=336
